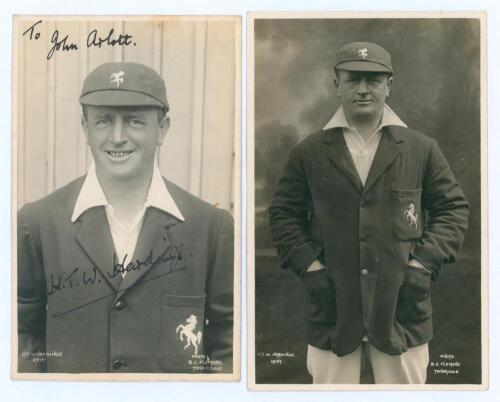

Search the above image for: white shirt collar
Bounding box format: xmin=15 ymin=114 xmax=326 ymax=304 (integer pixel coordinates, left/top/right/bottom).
xmin=323 ymin=104 xmax=407 ymax=131
xmin=71 ymin=162 xmax=185 ymax=223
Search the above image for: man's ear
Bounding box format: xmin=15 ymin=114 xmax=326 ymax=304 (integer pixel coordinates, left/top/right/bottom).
xmin=81 ymin=114 xmax=90 ymax=145
xmin=385 ymin=76 xmax=393 ymax=97
xmin=157 ymin=115 xmax=170 ymax=145
xmin=333 ymin=74 xmax=341 ymax=98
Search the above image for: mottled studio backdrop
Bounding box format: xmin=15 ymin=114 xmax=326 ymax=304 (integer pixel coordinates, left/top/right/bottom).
xmin=254 ymin=18 xmax=482 ymax=384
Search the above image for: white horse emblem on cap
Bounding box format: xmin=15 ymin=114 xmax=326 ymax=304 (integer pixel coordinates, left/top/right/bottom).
xmin=176 ymin=314 xmax=202 ymax=354
xmin=358 ymin=48 xmax=368 ymax=59
xmin=109 ymin=71 xmax=125 ymax=87
xmin=403 ymin=202 xmax=418 ymax=230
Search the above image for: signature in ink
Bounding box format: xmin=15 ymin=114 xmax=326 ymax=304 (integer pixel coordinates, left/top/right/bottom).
xmin=47 ymin=243 xmax=184 ymax=297
xmin=47 ymin=266 xmax=99 ymax=296
xmin=107 ymin=243 xmax=184 ymax=279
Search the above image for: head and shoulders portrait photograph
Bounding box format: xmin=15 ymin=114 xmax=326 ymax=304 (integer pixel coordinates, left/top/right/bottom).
xmin=12 ymin=15 xmax=241 ymax=380
xmin=248 ymin=11 xmax=486 ymax=390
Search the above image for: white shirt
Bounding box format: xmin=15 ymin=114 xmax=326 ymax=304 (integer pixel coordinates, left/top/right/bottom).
xmin=71 ymin=163 xmax=184 ymax=277
xmin=323 ymin=105 xmax=407 ymax=185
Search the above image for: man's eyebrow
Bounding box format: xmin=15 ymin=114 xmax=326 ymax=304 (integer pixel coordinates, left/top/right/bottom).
xmin=93 ymin=111 xmax=113 ymax=119
xmin=123 ymin=111 xmax=147 ymax=118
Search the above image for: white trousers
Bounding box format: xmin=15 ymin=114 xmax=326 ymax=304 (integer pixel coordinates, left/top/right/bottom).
xmin=307 ymin=341 xmax=429 ymax=384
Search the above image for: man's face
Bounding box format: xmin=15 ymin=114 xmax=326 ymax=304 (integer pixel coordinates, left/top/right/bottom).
xmin=334 ymin=70 xmax=392 ymax=122
xmin=82 ymin=106 xmax=169 ymax=182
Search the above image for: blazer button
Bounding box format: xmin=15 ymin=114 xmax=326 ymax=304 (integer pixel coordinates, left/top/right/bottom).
xmin=114 ymin=300 xmax=125 ymax=310
xmin=111 ymin=360 xmax=126 ymax=370
xmin=361 ymin=268 xmax=368 ymax=276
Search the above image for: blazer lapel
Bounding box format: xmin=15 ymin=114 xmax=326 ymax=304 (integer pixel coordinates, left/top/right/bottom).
xmin=363 ymin=126 xmax=404 ymax=194
xmin=323 ymin=128 xmax=364 ymax=194
xmin=75 ymin=207 xmax=122 ymax=292
xmin=114 ymin=208 xmax=182 ymax=300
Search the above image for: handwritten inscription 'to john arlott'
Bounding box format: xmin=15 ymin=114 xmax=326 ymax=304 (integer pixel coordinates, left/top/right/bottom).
xmin=22 ymin=20 xmax=136 ymax=60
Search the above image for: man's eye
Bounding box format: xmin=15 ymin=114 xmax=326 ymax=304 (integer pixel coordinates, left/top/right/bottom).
xmin=95 ymin=119 xmax=111 ymax=126
xmin=129 ymin=119 xmax=145 ymax=127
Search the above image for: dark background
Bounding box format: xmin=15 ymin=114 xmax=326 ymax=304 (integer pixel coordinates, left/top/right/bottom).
xmin=254 ymin=18 xmax=482 ymax=384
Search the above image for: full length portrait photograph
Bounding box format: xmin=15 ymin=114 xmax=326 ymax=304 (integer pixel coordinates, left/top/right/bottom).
xmin=248 ymin=12 xmax=486 ymax=390
xmin=12 ymin=15 xmax=240 ymax=380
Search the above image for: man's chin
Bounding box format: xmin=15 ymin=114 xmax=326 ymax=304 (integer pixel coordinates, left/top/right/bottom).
xmin=97 ymin=163 xmax=138 ymax=181
xmin=350 ymin=105 xmax=382 ymax=120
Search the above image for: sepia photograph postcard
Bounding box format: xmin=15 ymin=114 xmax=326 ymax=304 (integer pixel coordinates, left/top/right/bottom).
xmin=248 ymin=11 xmax=487 ymax=390
xmin=12 ymin=15 xmax=241 ymax=381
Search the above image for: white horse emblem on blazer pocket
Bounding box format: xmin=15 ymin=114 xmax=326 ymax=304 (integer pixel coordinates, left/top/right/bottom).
xmin=176 ymin=314 xmax=202 ymax=354
xmin=403 ymin=202 xmax=418 ymax=230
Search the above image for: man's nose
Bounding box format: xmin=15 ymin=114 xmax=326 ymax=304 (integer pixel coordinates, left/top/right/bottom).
xmin=357 ymin=78 xmax=369 ymax=94
xmin=110 ymin=116 xmax=127 ymax=145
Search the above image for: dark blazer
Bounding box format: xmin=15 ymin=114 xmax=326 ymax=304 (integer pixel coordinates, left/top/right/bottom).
xmin=269 ymin=126 xmax=469 ymax=356
xmin=18 ymin=177 xmax=234 ymax=373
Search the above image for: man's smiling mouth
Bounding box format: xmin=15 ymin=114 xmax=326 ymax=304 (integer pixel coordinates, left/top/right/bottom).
xmin=106 ymin=151 xmax=134 ymax=159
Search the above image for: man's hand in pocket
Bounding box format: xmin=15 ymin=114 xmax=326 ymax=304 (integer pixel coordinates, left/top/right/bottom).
xmin=306 ymin=260 xmax=326 ymax=273
xmin=408 ymin=258 xmax=430 ymax=271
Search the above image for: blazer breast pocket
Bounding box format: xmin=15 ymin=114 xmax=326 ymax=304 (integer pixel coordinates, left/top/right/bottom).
xmin=391 ymin=188 xmax=423 ymax=241
xmin=158 ymin=294 xmax=206 ymax=373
